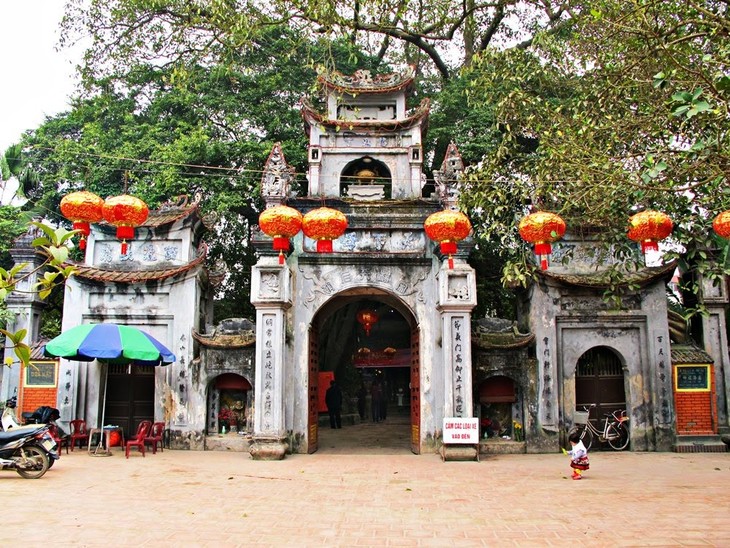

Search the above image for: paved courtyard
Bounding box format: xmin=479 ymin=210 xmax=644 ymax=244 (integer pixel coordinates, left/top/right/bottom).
xmin=1 ymin=424 xmax=729 ymax=547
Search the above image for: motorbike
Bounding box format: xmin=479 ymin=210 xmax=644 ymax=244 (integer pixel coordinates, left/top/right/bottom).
xmin=0 ymin=425 xmax=57 ymax=478
xmin=2 ymin=398 xmax=61 ymax=468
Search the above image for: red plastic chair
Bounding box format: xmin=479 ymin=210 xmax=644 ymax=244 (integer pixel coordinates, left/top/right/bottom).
xmin=125 ymin=420 xmax=151 ymax=458
xmin=49 ymin=423 xmax=69 ymax=454
xmin=144 ymin=422 xmax=165 ymax=454
xmin=69 ymin=419 xmax=89 ymax=451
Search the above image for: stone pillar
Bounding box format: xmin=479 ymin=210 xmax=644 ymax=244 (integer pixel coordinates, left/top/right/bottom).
xmin=1 ymin=227 xmax=46 ymax=402
xmin=249 ymin=257 xmax=291 ymax=460
xmin=436 ymin=263 xmax=477 ymax=418
xmin=699 ymin=274 xmax=730 ymax=433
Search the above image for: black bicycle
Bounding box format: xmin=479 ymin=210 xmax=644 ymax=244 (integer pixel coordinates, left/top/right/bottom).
xmin=574 ymin=404 xmax=630 ymax=451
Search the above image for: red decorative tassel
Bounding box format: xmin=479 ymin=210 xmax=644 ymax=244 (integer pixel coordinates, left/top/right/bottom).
xmin=448 ymin=256 xmax=454 ymax=269
xmin=316 ymin=240 xmax=333 ymax=253
xmin=121 ymin=241 xmax=129 ymax=254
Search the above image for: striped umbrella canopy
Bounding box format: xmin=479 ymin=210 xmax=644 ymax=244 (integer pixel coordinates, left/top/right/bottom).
xmin=44 ymin=323 xmax=175 ymax=366
xmin=43 ymin=324 xmax=174 ymax=452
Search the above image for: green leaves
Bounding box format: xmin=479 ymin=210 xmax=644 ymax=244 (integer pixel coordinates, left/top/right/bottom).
xmin=671 ymin=88 xmax=712 ymax=119
xmin=0 ymin=328 xmax=30 ymax=367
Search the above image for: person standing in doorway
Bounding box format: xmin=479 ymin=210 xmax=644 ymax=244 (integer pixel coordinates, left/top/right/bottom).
xmin=357 ymin=383 xmax=367 ymax=420
xmin=325 ymin=380 xmax=343 ymax=429
xmin=371 ymin=379 xmax=383 ymax=422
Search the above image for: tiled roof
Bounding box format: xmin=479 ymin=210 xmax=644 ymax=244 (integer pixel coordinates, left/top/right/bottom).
xmin=191 ymin=330 xmax=256 ymax=349
xmin=301 ymin=97 xmax=430 ymax=132
xmin=318 ymin=67 xmax=415 ymax=94
xmin=70 ymin=244 xmax=207 ymax=284
xmin=540 ymin=261 xmax=677 ymax=289
xmin=671 ymin=344 xmax=714 ymax=364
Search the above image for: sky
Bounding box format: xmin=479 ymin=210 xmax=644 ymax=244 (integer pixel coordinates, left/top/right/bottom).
xmin=0 ymin=1 xmax=80 ymax=153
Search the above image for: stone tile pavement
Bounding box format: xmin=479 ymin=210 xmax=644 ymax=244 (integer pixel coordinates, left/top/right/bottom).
xmin=1 ymin=431 xmax=729 ymax=547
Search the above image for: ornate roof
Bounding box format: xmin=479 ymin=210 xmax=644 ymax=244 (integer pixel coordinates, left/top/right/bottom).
xmin=472 ymin=318 xmax=535 ymax=350
xmin=70 ymin=243 xmax=208 ymax=284
xmin=192 ymin=318 xmax=256 ymax=348
xmin=540 ymin=261 xmax=677 ymax=289
xmin=301 ymin=97 xmax=430 ymax=132
xmin=130 ymin=195 xmax=214 ymax=230
xmin=318 ymin=67 xmax=416 ymax=94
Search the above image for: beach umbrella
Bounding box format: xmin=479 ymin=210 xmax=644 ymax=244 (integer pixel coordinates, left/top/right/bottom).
xmin=43 ymin=323 xmax=175 ymax=453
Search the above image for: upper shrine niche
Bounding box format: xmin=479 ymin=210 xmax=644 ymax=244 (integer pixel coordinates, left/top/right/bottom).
xmin=301 ymin=66 xmax=430 ymax=200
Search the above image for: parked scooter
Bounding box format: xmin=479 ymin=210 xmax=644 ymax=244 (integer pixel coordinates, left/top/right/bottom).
xmin=0 ymin=425 xmax=57 ymax=478
xmin=2 ymin=398 xmax=61 ymax=468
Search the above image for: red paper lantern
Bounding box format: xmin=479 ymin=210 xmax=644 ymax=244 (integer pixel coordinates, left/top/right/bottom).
xmin=357 ymin=309 xmax=379 ymax=336
xmin=259 ymin=205 xmax=303 ymax=264
xmin=424 ymin=209 xmax=472 ymax=269
xmin=712 ymin=211 xmax=730 ymax=239
xmin=518 ymin=211 xmax=566 ymax=270
xmin=102 ymin=195 xmax=149 ymax=254
xmin=59 ymin=191 xmax=104 ymax=250
xmin=627 ymin=210 xmax=673 ymax=254
xmin=302 ymin=207 xmax=348 ymax=253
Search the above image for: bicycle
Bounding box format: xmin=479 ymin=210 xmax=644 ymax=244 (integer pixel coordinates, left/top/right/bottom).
xmin=573 ymin=404 xmax=630 ymax=451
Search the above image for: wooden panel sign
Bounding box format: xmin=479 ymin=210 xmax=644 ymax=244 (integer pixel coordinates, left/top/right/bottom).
xmin=24 ymin=361 xmax=58 ymax=388
xmin=675 ymin=364 xmax=710 ymax=392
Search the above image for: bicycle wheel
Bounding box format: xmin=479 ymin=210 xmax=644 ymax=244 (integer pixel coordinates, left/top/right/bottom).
xmin=607 ymin=422 xmax=629 ymax=451
xmin=579 ymin=425 xmax=593 ymax=451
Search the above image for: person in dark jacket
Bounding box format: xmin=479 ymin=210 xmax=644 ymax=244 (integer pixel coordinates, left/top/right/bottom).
xmin=325 ymin=380 xmax=343 ymax=429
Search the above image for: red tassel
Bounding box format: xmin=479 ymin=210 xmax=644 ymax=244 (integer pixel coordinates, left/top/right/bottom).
xmin=448 ymin=256 xmax=454 ymax=269
xmin=79 ymin=237 xmax=87 ymax=250
xmin=279 ymin=251 xmax=285 ymax=265
xmin=540 ymin=257 xmax=548 ymax=270
xmin=316 ymin=240 xmax=333 ymax=253
xmin=121 ymin=241 xmax=128 ymax=255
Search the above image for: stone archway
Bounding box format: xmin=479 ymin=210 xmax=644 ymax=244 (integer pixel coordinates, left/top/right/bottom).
xmin=306 ymin=288 xmax=420 ymax=454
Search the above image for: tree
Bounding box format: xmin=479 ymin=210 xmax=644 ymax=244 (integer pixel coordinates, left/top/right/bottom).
xmin=61 ymin=0 xmax=575 ymax=82
xmin=459 ymin=0 xmax=730 ymax=313
xmin=15 ymin=29 xmax=381 ymax=319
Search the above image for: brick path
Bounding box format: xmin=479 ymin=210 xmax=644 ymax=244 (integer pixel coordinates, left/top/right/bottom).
xmin=1 ymin=434 xmax=729 ymax=546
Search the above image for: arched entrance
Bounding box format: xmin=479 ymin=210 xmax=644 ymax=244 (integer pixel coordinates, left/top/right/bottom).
xmin=575 ymin=346 xmax=627 ymax=426
xmin=307 ymin=290 xmax=419 ymax=454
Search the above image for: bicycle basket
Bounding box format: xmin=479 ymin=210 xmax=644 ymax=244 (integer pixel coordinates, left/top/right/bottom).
xmin=573 ymin=410 xmax=590 ymax=424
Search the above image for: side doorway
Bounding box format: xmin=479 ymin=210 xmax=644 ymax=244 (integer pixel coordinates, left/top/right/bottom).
xmin=104 ymin=363 xmax=155 ymax=435
xmin=575 ymin=346 xmax=627 ymax=430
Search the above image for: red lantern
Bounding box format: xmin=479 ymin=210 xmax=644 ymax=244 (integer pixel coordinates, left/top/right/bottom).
xmin=302 ymin=207 xmax=348 ymax=253
xmin=59 ymin=191 xmax=104 ymax=250
xmin=102 ymin=195 xmax=149 ymax=254
xmin=259 ymin=205 xmax=303 ymax=264
xmin=627 ymin=210 xmax=673 ymax=254
xmin=712 ymin=211 xmax=730 ymax=239
xmin=518 ymin=211 xmax=566 ymax=270
xmin=357 ymin=309 xmax=379 ymax=336
xmin=424 ymin=209 xmax=472 ymax=269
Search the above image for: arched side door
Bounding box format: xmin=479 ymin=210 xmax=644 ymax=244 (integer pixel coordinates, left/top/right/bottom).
xmin=575 ymin=346 xmax=626 ymax=424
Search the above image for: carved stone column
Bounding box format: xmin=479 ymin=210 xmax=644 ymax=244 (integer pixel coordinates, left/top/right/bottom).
xmin=699 ymin=273 xmax=730 ymax=433
xmin=436 ymin=263 xmax=477 ymax=418
xmin=249 ymin=258 xmax=291 ymax=460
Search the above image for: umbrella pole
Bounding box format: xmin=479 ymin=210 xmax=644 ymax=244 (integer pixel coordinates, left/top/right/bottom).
xmin=94 ymin=365 xmax=109 ymax=455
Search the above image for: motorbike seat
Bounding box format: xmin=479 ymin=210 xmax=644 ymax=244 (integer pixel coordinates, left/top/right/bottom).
xmin=0 ymin=427 xmax=44 ymax=443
